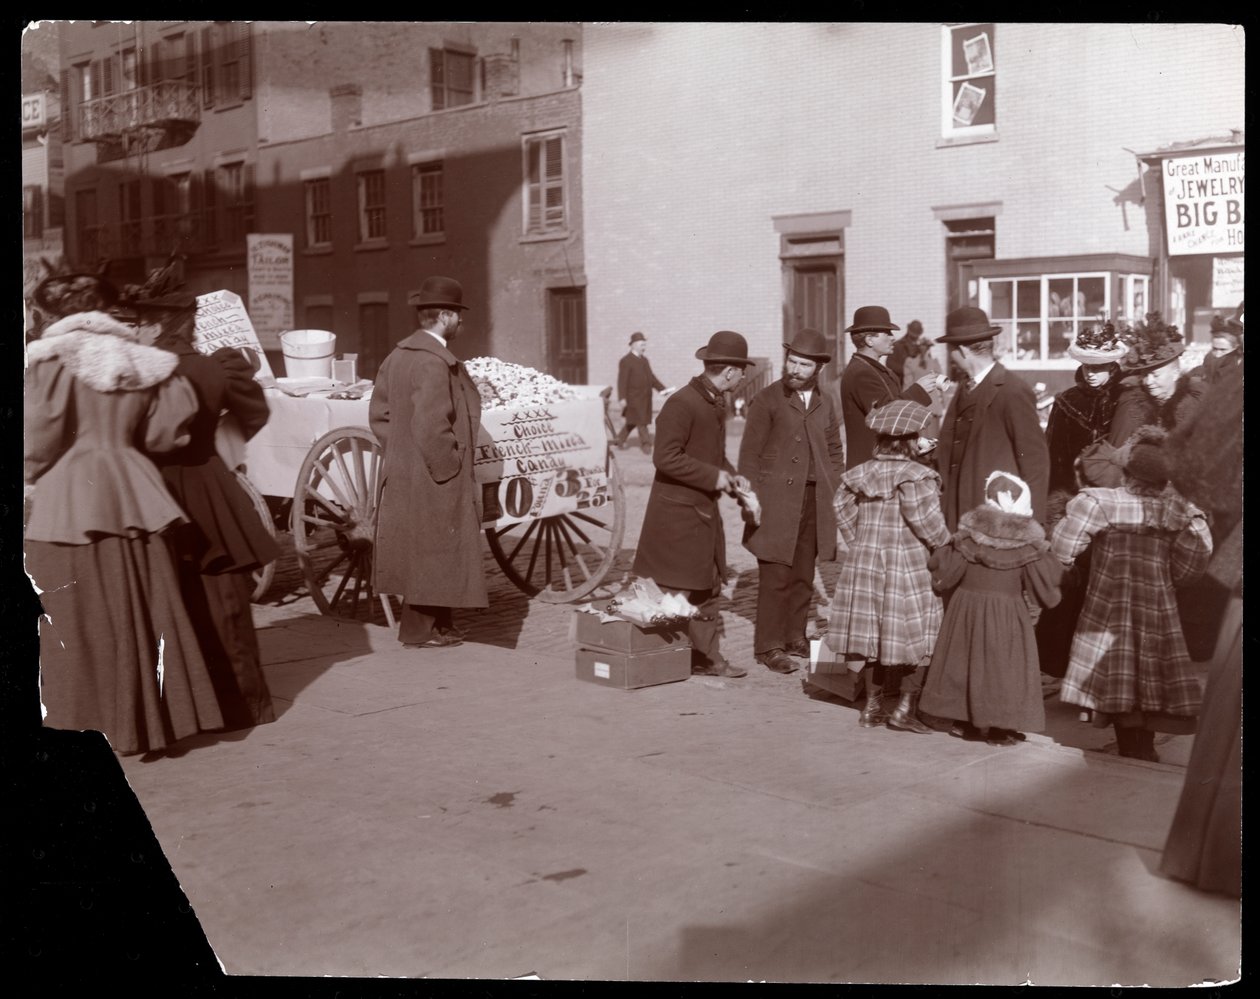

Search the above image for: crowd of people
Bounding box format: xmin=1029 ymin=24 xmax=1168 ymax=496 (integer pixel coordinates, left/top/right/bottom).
xmin=24 ymin=268 xmax=278 ymax=757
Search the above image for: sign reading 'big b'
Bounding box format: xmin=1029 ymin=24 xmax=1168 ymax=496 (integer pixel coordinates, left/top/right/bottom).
xmin=1161 ymin=150 xmax=1245 ymax=256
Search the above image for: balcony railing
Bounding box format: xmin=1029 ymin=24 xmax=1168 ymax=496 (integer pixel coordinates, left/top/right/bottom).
xmin=80 ymin=81 xmax=200 ymax=142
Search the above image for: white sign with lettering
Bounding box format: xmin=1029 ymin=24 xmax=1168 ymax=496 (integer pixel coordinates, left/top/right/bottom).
xmin=246 ymin=233 xmax=294 ymax=349
xmin=193 ymin=289 xmax=275 ymax=379
xmin=1161 ymin=151 xmax=1245 ymax=256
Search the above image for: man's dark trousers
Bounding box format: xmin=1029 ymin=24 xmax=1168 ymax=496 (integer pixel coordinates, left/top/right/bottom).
xmin=753 ymin=483 xmax=818 ymax=655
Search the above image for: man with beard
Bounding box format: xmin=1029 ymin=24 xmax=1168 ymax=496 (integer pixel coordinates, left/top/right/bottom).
xmin=839 ymin=305 xmax=940 ymax=469
xmin=737 ymin=329 xmax=845 ymax=674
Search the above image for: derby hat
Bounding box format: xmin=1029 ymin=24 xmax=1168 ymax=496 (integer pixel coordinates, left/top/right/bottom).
xmin=865 ymin=399 xmax=932 ymax=436
xmin=936 ymin=306 xmax=1002 ymax=345
xmin=845 ymin=305 xmax=899 ymax=333
xmin=783 ymin=327 xmax=832 ymax=363
xmin=408 ymin=276 xmax=469 ymax=311
xmin=694 ymin=330 xmax=753 ymax=366
xmin=1227 ymin=300 xmax=1244 ymax=333
xmin=629 ymin=331 xmax=647 ymax=344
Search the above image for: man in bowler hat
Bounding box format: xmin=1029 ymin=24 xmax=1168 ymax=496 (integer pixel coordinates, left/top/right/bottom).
xmin=370 ymin=276 xmax=488 ymax=648
xmin=633 ymin=331 xmax=755 ymax=678
xmin=839 ymin=305 xmax=941 ymax=469
xmin=738 ymin=329 xmax=845 ymax=674
xmin=613 ymin=331 xmax=673 ymax=452
xmin=935 ymin=306 xmax=1049 ymax=531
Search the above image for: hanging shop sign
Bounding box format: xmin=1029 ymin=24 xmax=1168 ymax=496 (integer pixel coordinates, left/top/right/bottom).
xmin=246 ymin=233 xmax=294 ymax=349
xmin=1161 ymin=150 xmax=1245 ymax=255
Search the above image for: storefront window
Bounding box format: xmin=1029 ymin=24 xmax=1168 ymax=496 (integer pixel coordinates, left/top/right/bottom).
xmin=982 ymin=272 xmax=1114 ymax=365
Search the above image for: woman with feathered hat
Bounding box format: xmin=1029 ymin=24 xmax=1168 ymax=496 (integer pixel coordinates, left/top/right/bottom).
xmin=1106 ymin=313 xmax=1205 ymax=447
xmin=24 ymin=273 xmax=226 ymax=755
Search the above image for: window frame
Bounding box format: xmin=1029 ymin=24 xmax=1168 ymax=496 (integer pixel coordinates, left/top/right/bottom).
xmin=218 ymin=160 xmax=255 ymax=244
xmin=304 ymin=176 xmax=333 ymax=249
xmin=356 ymin=168 xmax=388 ymax=245
xmin=410 ymin=159 xmax=445 ymax=242
xmin=941 ymin=22 xmax=997 ymax=143
xmin=430 ymin=46 xmax=476 ymax=110
xmin=521 ymin=129 xmax=568 ymax=241
xmin=23 ymin=185 xmax=45 ymax=239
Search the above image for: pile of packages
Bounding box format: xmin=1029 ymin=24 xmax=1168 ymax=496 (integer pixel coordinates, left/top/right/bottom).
xmin=598 ymin=578 xmax=698 ymax=627
xmin=464 ymin=357 xmax=580 ymax=411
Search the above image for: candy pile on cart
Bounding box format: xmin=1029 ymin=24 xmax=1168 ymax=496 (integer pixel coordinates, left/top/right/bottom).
xmin=464 ymin=357 xmax=581 ymax=410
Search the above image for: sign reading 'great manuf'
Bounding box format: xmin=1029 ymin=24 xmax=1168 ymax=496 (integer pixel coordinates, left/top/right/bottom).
xmin=1161 ymin=150 xmax=1245 ymax=256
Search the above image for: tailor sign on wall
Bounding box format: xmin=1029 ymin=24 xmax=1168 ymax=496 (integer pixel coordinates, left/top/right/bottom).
xmin=1161 ymin=150 xmax=1245 ymax=255
xmin=246 ymin=233 xmax=294 ymax=348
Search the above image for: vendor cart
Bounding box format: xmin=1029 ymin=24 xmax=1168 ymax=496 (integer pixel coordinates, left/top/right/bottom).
xmin=240 ymin=384 xmax=626 ymax=621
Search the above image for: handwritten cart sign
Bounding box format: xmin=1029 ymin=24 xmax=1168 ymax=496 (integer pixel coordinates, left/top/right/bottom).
xmin=194 ymin=290 xmax=275 ymax=379
xmin=1162 ymin=150 xmax=1245 ymax=255
xmin=246 ymin=234 xmax=294 ymax=349
xmin=472 ymin=397 xmax=610 ymax=528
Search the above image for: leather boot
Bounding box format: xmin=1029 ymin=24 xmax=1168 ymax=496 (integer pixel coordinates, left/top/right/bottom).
xmin=858 ymin=678 xmax=887 ymax=728
xmin=886 ymin=691 xmax=933 ymax=734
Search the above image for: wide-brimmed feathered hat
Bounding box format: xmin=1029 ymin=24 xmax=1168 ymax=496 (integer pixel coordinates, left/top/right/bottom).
xmin=1119 ymin=313 xmax=1184 ymax=376
xmin=33 ymin=273 xmax=120 ymax=319
xmin=1067 ymin=322 xmax=1129 ymax=365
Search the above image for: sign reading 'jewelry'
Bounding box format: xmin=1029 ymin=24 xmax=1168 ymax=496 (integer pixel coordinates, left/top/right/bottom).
xmin=1161 ymin=150 xmax=1245 ymax=256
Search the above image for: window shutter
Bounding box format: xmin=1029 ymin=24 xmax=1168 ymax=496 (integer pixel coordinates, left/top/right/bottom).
xmin=203 ymin=167 xmax=218 ymax=244
xmin=201 ymin=26 xmax=216 ymax=107
xmin=102 ymin=55 xmax=117 ymax=96
xmin=237 ymin=23 xmax=253 ymax=99
xmin=430 ymin=48 xmax=445 ymax=110
xmin=185 ymin=33 xmax=197 ymax=86
xmin=90 ymin=60 xmax=103 ymax=101
xmin=61 ymin=69 xmax=75 ymax=141
xmin=216 ymin=24 xmax=232 ymax=104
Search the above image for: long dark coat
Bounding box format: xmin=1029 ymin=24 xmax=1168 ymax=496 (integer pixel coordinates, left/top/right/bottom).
xmin=935 ymin=362 xmax=1049 ymax=531
xmin=617 ymin=352 xmax=666 ymax=426
xmin=1043 ymin=367 xmax=1122 ymax=506
xmin=1107 ymin=371 xmax=1206 ymax=447
xmin=370 ymin=331 xmax=488 ymax=608
xmin=737 ymin=379 xmax=844 ymax=565
xmin=839 ymin=352 xmax=932 ymax=469
xmin=633 ymin=376 xmax=734 ymax=591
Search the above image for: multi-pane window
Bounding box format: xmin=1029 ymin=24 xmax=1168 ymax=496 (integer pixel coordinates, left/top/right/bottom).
xmin=220 ymin=161 xmax=255 ymax=242
xmin=23 ymin=186 xmax=44 ymax=239
xmin=305 ymin=178 xmax=333 ymax=247
xmin=411 ymin=161 xmax=444 ymax=237
xmin=357 ymin=170 xmax=387 ymax=242
xmin=120 ymin=47 xmax=138 ymax=90
xmin=982 ymin=273 xmax=1113 ymax=363
xmin=943 ymin=23 xmax=996 ymax=137
xmin=1118 ymin=275 xmax=1151 ymax=326
xmin=523 ymin=132 xmax=566 ymax=237
xmin=118 ymin=179 xmax=143 ymax=255
xmin=430 ymin=48 xmax=475 ymax=110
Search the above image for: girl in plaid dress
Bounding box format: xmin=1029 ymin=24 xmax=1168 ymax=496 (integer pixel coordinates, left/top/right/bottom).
xmin=920 ymin=472 xmax=1064 ymax=746
xmin=1051 ymin=426 xmax=1212 ymax=761
xmin=827 ymin=400 xmax=950 ymax=732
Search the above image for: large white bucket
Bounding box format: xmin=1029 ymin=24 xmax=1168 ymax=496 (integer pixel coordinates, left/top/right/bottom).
xmin=280 ymin=329 xmax=336 ymax=379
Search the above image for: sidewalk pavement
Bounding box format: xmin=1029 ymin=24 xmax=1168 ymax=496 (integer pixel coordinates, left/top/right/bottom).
xmin=114 ymin=598 xmax=1241 ymax=985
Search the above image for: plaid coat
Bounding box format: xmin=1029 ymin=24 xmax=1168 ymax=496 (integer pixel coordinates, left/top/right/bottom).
xmin=826 ymin=456 xmax=950 ymax=666
xmin=1051 ymin=484 xmax=1212 ymax=718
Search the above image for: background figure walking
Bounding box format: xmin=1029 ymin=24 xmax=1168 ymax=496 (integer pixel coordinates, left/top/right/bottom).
xmin=370 ymin=276 xmax=488 ymax=650
xmin=25 ymin=273 xmax=224 ymax=755
xmin=131 ymin=279 xmax=280 ymax=732
xmin=827 ymin=400 xmax=949 ymax=732
xmin=613 ymin=331 xmax=672 ymax=453
xmin=738 ymin=329 xmax=845 ymax=675
xmin=633 ymin=331 xmax=754 ymax=679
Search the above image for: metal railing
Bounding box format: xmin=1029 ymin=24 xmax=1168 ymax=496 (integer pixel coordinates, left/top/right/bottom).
xmin=79 ymin=81 xmax=200 ymax=141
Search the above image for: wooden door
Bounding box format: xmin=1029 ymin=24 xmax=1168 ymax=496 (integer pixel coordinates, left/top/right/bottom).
xmin=791 ymin=260 xmax=842 ymax=383
xmin=548 ymin=287 xmax=587 ymax=385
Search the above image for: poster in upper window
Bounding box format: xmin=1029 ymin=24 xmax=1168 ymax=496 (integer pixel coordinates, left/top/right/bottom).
xmin=963 ymin=32 xmax=993 ymax=75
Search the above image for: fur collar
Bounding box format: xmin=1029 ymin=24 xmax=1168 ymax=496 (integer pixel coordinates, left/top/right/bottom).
xmin=957 ymin=505 xmax=1047 ymax=550
xmin=27 ymin=311 xmax=178 ymax=391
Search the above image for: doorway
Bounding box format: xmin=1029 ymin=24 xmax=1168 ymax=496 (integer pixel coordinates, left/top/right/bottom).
xmin=548 ymin=287 xmax=587 ymax=384
xmin=789 ymin=258 xmax=843 ymax=384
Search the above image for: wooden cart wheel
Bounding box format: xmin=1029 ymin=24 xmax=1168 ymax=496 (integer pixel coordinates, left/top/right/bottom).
xmin=486 ymin=451 xmax=626 ymax=603
xmin=234 ymin=469 xmax=278 ymax=602
xmin=290 ymin=426 xmax=385 ymax=621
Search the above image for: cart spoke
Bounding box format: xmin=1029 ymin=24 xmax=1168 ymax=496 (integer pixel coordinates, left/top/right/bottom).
xmin=553 ymin=517 xmax=596 ymax=582
xmin=299 ymin=511 xmax=346 ymax=531
xmin=503 ymin=519 xmax=540 ymax=564
xmin=568 ymin=509 xmax=615 ymax=531
xmin=524 ymin=521 xmax=545 ymax=583
xmin=314 ymin=458 xmax=357 ymax=515
xmin=350 ymin=436 xmax=369 ymax=502
xmin=328 ymin=551 xmax=358 ymax=609
xmin=557 ymin=514 xmax=593 ymax=547
xmin=303 ymin=484 xmax=348 ymax=523
xmin=330 ymin=443 xmax=360 ymax=506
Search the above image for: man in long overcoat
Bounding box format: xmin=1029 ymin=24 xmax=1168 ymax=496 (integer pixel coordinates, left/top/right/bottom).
xmin=935 ymin=306 xmax=1049 ymax=531
xmin=839 ymin=305 xmax=939 ymax=469
xmin=613 ymin=331 xmax=669 ymax=452
xmin=737 ymin=328 xmax=845 ymax=674
xmin=633 ymin=330 xmax=755 ymax=678
xmin=370 ymin=276 xmax=487 ymax=648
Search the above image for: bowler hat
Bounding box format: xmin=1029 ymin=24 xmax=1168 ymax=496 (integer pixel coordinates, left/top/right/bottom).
xmin=629 ymin=331 xmax=647 ymax=344
xmin=937 ymin=306 xmax=1002 ymax=345
xmin=783 ymin=328 xmax=832 ymax=363
xmin=845 ymin=305 xmax=899 ymax=334
xmin=408 ymin=276 xmax=469 ymax=311
xmin=865 ymin=399 xmax=932 ymax=436
xmin=1227 ymin=300 xmax=1244 ymax=333
xmin=694 ymin=330 xmax=753 ymax=366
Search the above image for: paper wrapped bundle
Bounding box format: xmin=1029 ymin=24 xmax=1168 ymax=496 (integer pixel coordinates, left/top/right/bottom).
xmin=732 ymin=482 xmax=761 ymax=526
xmin=602 ymin=577 xmax=698 ymax=627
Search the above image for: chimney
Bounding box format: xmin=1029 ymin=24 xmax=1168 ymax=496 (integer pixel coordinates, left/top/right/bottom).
xmin=563 ymin=38 xmax=574 ymax=87
xmin=483 ymin=53 xmax=519 ymax=98
xmin=330 ymin=83 xmax=362 ymax=133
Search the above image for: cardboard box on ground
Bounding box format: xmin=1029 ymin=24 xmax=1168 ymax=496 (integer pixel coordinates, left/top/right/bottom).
xmin=571 ymin=598 xmax=692 ymax=690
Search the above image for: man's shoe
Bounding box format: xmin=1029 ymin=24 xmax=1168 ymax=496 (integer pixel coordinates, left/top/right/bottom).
xmin=440 ymin=624 xmax=467 ymax=641
xmin=784 ymin=639 xmax=811 ymax=658
xmin=985 ymin=728 xmax=1024 ymax=747
xmin=403 ymin=632 xmax=463 ymax=649
xmin=713 ymin=659 xmax=748 ymax=678
xmin=756 ymin=649 xmax=798 ymax=674
xmin=948 ymin=720 xmax=984 ymax=741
